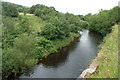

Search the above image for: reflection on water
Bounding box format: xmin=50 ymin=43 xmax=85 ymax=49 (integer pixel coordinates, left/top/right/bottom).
xmin=21 ymin=30 xmax=102 ymax=78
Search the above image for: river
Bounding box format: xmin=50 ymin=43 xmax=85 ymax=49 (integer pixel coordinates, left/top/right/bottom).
xmin=20 ymin=30 xmax=103 ymax=78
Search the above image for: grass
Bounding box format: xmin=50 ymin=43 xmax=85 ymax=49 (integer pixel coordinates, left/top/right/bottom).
xmin=90 ymin=25 xmax=118 ymax=78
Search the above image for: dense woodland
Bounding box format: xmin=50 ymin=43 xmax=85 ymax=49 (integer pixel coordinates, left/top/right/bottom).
xmin=1 ymin=1 xmax=120 ymax=79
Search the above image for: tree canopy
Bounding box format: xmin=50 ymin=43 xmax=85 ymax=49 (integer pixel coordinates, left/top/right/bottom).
xmin=82 ymin=6 xmax=120 ymax=36
xmin=2 ymin=2 xmax=19 ymax=17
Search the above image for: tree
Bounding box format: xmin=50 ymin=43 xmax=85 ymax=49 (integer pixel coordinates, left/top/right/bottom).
xmin=2 ymin=33 xmax=36 ymax=79
xmin=2 ymin=2 xmax=18 ymax=17
xmin=85 ymin=6 xmax=120 ymax=36
xmin=30 ymin=4 xmax=59 ymax=21
xmin=64 ymin=13 xmax=81 ymax=33
xmin=30 ymin=4 xmax=46 ymax=14
xmin=41 ymin=17 xmax=70 ymax=40
xmin=109 ymin=6 xmax=120 ymax=24
xmin=40 ymin=23 xmax=58 ymax=40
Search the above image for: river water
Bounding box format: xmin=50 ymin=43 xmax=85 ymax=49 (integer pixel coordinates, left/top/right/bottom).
xmin=21 ymin=30 xmax=102 ymax=78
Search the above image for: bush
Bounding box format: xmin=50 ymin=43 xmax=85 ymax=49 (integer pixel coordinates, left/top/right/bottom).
xmin=14 ymin=33 xmax=36 ymax=56
xmin=41 ymin=17 xmax=70 ymax=40
xmin=40 ymin=23 xmax=58 ymax=40
xmin=2 ymin=48 xmax=36 ymax=79
xmin=2 ymin=33 xmax=37 ymax=79
xmin=34 ymin=37 xmax=57 ymax=58
xmin=17 ymin=17 xmax=32 ymax=34
xmin=2 ymin=17 xmax=17 ymax=48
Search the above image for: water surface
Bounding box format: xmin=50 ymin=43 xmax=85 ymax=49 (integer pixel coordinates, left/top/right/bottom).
xmin=21 ymin=30 xmax=102 ymax=78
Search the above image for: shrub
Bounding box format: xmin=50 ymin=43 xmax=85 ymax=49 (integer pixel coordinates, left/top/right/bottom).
xmin=41 ymin=17 xmax=70 ymax=40
xmin=17 ymin=17 xmax=32 ymax=34
xmin=34 ymin=37 xmax=57 ymax=58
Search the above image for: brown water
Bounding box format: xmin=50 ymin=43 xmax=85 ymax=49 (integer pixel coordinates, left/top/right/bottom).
xmin=20 ymin=30 xmax=102 ymax=78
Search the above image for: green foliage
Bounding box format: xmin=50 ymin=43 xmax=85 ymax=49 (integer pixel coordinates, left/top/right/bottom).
xmin=2 ymin=31 xmax=15 ymax=48
xmin=52 ymin=33 xmax=80 ymax=49
xmin=19 ymin=15 xmax=45 ymax=32
xmin=2 ymin=33 xmax=37 ymax=79
xmin=29 ymin=4 xmax=41 ymax=14
xmin=2 ymin=48 xmax=36 ymax=79
xmin=77 ymin=15 xmax=84 ymax=20
xmin=109 ymin=6 xmax=120 ymax=24
xmin=17 ymin=16 xmax=32 ymax=34
xmin=2 ymin=2 xmax=19 ymax=17
xmin=2 ymin=2 xmax=119 ymax=79
xmin=24 ymin=8 xmax=30 ymax=14
xmin=79 ymin=21 xmax=89 ymax=29
xmin=41 ymin=17 xmax=70 ymax=40
xmin=30 ymin=4 xmax=59 ymax=21
xmin=2 ymin=17 xmax=17 ymax=48
xmin=17 ymin=5 xmax=30 ymax=13
xmin=2 ymin=16 xmax=16 ymax=33
xmin=84 ymin=6 xmax=120 ymax=36
xmin=90 ymin=25 xmax=118 ymax=78
xmin=14 ymin=34 xmax=36 ymax=55
xmin=50 ymin=17 xmax=70 ymax=37
xmin=90 ymin=11 xmax=111 ymax=36
xmin=34 ymin=37 xmax=57 ymax=58
xmin=34 ymin=8 xmax=42 ymax=16
xmin=64 ymin=13 xmax=81 ymax=33
xmin=30 ymin=4 xmax=82 ymax=41
xmin=40 ymin=23 xmax=57 ymax=40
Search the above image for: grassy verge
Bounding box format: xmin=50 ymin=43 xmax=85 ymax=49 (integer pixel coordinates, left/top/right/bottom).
xmin=90 ymin=25 xmax=118 ymax=78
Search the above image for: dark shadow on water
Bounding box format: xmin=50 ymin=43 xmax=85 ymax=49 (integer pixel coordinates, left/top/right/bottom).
xmin=20 ymin=30 xmax=103 ymax=78
xmin=40 ymin=39 xmax=80 ymax=68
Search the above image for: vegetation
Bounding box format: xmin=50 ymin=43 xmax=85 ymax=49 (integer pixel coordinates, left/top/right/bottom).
xmin=80 ymin=6 xmax=120 ymax=36
xmin=90 ymin=25 xmax=118 ymax=78
xmin=2 ymin=1 xmax=119 ymax=79
xmin=3 ymin=34 xmax=37 ymax=78
xmin=82 ymin=6 xmax=119 ymax=78
xmin=52 ymin=33 xmax=80 ymax=49
xmin=2 ymin=2 xmax=82 ymax=79
xmin=2 ymin=2 xmax=19 ymax=17
xmin=34 ymin=37 xmax=57 ymax=58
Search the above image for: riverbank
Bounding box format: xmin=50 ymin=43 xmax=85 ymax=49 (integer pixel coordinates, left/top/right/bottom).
xmin=9 ymin=33 xmax=80 ymax=80
xmin=78 ymin=25 xmax=118 ymax=78
xmin=21 ymin=29 xmax=103 ymax=78
xmin=37 ymin=32 xmax=80 ymax=62
xmin=2 ymin=13 xmax=81 ymax=79
xmin=52 ymin=33 xmax=80 ymax=50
